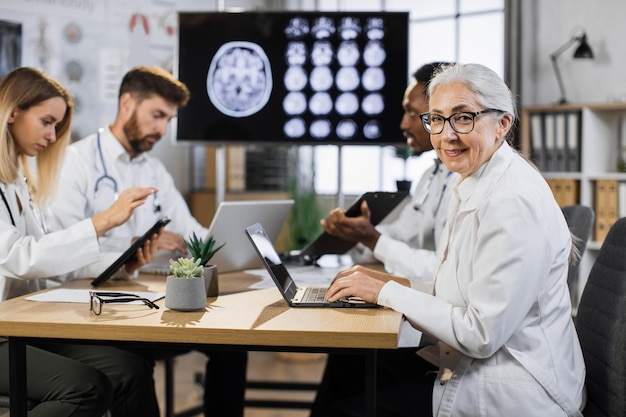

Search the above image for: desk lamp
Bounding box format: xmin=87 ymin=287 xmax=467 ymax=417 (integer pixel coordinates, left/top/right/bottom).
xmin=550 ymin=29 xmax=594 ymax=104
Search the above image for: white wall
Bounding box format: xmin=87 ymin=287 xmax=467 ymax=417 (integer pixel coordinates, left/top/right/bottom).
xmin=0 ymin=0 xmax=253 ymax=196
xmin=521 ymin=0 xmax=626 ymax=106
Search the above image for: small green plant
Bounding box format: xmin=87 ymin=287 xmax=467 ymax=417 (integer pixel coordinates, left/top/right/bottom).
xmin=185 ymin=232 xmax=226 ymax=266
xmin=393 ymin=145 xmax=413 ymax=180
xmin=169 ymin=257 xmax=204 ymax=278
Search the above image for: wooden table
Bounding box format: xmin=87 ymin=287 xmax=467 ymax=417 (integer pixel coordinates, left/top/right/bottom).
xmin=0 ymin=270 xmax=404 ymax=417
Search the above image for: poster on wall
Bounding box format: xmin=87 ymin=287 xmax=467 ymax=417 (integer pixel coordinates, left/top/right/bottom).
xmin=0 ymin=21 xmax=22 ymax=79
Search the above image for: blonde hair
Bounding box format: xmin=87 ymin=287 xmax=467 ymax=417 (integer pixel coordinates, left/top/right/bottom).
xmin=0 ymin=67 xmax=74 ymax=204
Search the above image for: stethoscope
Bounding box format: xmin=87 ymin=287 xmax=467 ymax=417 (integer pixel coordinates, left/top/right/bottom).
xmin=413 ymin=159 xmax=453 ymax=213
xmin=0 ymin=182 xmax=49 ymax=233
xmin=94 ymin=129 xmax=162 ymax=213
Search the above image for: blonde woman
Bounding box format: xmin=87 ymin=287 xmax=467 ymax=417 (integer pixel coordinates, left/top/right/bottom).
xmin=0 ymin=67 xmax=161 ymax=416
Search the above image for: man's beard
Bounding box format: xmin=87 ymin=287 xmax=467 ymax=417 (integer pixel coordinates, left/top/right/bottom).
xmin=123 ymin=111 xmax=160 ymax=155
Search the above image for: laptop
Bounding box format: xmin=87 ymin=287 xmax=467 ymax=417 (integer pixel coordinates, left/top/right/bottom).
xmin=92 ymin=217 xmax=171 ymax=287
xmin=140 ymin=200 xmax=294 ymax=274
xmin=297 ymin=191 xmax=409 ymax=264
xmin=245 ymin=222 xmax=380 ymax=308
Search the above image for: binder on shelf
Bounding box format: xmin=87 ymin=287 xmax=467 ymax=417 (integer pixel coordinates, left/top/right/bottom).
xmin=561 ymin=179 xmax=579 ymax=207
xmin=543 ymin=113 xmax=556 ymax=172
xmin=565 ymin=111 xmax=581 ymax=172
xmin=594 ymin=180 xmax=619 ymax=243
xmin=530 ymin=113 xmax=545 ymax=171
xmin=619 ymin=182 xmax=626 ymax=219
xmin=594 ymin=180 xmax=609 ymax=242
xmin=546 ymin=179 xmax=579 ymax=208
xmin=554 ymin=113 xmax=567 ymax=172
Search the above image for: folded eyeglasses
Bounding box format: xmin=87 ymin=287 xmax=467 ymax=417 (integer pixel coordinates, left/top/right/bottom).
xmin=89 ymin=291 xmax=160 ymax=315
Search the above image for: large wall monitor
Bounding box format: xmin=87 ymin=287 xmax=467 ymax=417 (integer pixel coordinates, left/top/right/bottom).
xmin=177 ymin=11 xmax=409 ymax=145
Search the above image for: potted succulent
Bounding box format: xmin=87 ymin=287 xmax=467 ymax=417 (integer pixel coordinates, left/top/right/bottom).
xmin=185 ymin=232 xmax=225 ymax=297
xmin=165 ymin=257 xmax=207 ymax=311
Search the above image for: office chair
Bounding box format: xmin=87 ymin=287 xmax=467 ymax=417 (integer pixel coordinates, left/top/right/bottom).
xmin=562 ymin=205 xmax=594 ymax=303
xmin=0 ymin=394 xmax=35 ymax=413
xmin=576 ymin=216 xmax=626 ymax=417
xmin=0 ymin=396 xmax=110 ymax=416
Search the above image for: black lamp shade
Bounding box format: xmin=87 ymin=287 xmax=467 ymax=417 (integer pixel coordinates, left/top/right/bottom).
xmin=574 ymin=34 xmax=594 ymax=58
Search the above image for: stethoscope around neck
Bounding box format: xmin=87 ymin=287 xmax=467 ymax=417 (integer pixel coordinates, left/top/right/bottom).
xmin=0 ymin=182 xmax=49 ymax=233
xmin=94 ymin=128 xmax=162 ymax=213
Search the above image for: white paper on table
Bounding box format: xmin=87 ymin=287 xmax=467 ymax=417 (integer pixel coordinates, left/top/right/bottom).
xmin=26 ymin=289 xmax=165 ymax=304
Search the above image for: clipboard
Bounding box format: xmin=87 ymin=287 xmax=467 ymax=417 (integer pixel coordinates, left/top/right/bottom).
xmin=297 ymin=191 xmax=409 ymax=263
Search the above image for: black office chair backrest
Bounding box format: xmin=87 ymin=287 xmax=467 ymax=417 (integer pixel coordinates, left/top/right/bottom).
xmin=562 ymin=205 xmax=594 ymax=301
xmin=576 ymin=217 xmax=626 ymax=417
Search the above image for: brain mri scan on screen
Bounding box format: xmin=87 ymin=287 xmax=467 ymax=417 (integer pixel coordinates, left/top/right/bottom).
xmin=177 ymin=11 xmax=408 ymax=145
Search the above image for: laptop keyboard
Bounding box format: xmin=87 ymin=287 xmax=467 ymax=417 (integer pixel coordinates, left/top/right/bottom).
xmin=301 ymin=287 xmax=327 ymax=303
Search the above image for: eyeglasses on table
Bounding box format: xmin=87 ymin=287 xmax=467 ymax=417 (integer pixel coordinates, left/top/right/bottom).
xmin=89 ymin=291 xmax=160 ymax=315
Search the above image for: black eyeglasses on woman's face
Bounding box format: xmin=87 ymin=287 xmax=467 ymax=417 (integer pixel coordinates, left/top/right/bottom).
xmin=89 ymin=291 xmax=160 ymax=315
xmin=419 ymin=108 xmax=504 ymax=135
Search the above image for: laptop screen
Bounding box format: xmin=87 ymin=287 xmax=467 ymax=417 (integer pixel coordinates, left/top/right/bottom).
xmin=208 ymin=200 xmax=293 ymax=272
xmin=245 ymin=223 xmax=298 ymax=302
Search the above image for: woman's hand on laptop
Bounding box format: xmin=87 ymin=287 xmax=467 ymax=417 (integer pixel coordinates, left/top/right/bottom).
xmin=325 ymin=265 xmax=386 ymax=304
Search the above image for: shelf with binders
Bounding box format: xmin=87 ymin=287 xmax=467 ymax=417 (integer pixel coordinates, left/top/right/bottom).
xmin=520 ymin=102 xmax=626 ymax=224
xmin=520 ymin=102 xmax=626 ymax=308
xmin=526 ymin=109 xmax=582 ymax=173
xmin=588 ymin=176 xmax=626 ymax=250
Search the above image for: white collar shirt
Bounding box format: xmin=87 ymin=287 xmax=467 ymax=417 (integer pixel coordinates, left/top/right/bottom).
xmin=51 ymin=127 xmax=209 ymax=252
xmin=373 ymin=157 xmax=457 ymax=290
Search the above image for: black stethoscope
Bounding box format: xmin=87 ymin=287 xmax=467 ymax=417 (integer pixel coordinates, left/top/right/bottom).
xmin=94 ymin=129 xmax=162 ymax=213
xmin=0 ymin=186 xmax=15 ymax=226
xmin=1 ymin=183 xmax=49 ymax=233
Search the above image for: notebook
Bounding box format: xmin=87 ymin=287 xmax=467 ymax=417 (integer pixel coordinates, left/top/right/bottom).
xmin=297 ymin=191 xmax=409 ymax=264
xmin=139 ymin=200 xmax=294 ymax=275
xmin=245 ymin=222 xmax=380 ymax=308
xmin=92 ymin=217 xmax=171 ymax=287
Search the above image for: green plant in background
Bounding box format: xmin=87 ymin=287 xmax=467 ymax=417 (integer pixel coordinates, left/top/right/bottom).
xmin=395 ymin=144 xmax=413 ymax=160
xmin=287 ymin=177 xmax=322 ymax=250
xmin=394 ymin=145 xmax=413 ymax=179
xmin=169 ymin=257 xmax=204 ymax=278
xmin=185 ymin=232 xmax=225 ymax=266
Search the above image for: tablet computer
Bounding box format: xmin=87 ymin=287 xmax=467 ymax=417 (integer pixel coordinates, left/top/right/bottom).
xmin=91 ymin=217 xmax=171 ymax=287
xmin=298 ymin=191 xmax=409 ymax=263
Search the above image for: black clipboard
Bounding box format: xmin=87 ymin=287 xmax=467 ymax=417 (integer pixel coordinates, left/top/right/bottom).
xmin=298 ymin=191 xmax=409 ymax=263
xmin=91 ymin=217 xmax=171 ymax=287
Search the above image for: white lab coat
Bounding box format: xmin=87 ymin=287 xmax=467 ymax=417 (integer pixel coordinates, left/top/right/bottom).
xmin=373 ymin=158 xmax=456 ymax=290
xmin=51 ymin=127 xmax=209 ymax=252
xmin=377 ymin=143 xmax=586 ymax=416
xmin=0 ymin=175 xmax=119 ymax=303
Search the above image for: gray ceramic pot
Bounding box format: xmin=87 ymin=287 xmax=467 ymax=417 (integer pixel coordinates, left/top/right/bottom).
xmin=203 ymin=264 xmax=219 ymax=297
xmin=165 ymin=276 xmax=206 ymax=311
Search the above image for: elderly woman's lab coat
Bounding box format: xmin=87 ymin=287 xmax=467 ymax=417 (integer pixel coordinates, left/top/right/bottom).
xmin=378 ymin=143 xmax=586 ymax=417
